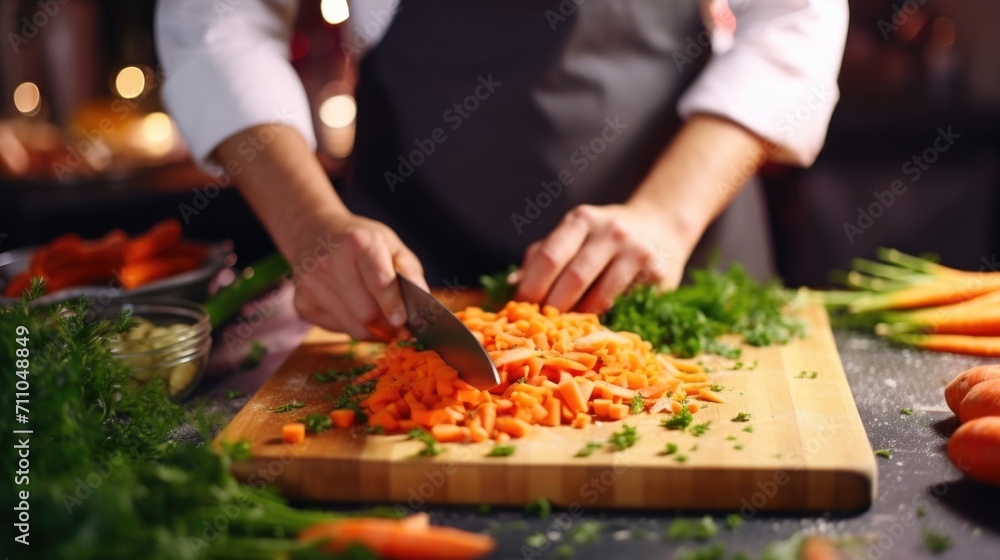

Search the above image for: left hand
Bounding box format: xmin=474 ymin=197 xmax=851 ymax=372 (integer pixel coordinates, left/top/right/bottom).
xmin=514 ymin=203 xmax=694 ymax=313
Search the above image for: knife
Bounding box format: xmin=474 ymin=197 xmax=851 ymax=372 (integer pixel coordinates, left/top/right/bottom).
xmin=397 ymin=275 xmax=501 ymax=390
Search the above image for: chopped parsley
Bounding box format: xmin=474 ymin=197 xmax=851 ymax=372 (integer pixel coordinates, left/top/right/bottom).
xmin=662 ymin=406 xmax=693 ymax=430
xmin=301 ymin=413 xmax=332 ymax=433
xmin=270 ymin=400 xmax=305 ymax=413
xmin=726 ymin=513 xmax=745 ymax=531
xmin=690 ymin=421 xmax=711 ymax=437
xmin=525 ymin=497 xmax=552 ymax=519
xmin=609 ymin=424 xmax=639 ymax=450
xmin=733 ymin=444 xmax=744 ymax=450
xmin=748 ymin=359 xmax=759 ymax=371
xmin=662 ymin=442 xmax=679 ymax=456
xmin=742 ymin=425 xmax=754 ymax=433
xmin=576 ymin=441 xmax=604 ymax=457
xmin=313 ymin=364 xmax=375 ymax=382
xmin=922 ymin=528 xmax=951 ymax=554
xmin=796 ymin=370 xmax=819 ymax=379
xmin=675 ymin=543 xmax=727 ymax=560
xmin=917 ymin=506 xmax=927 ymax=518
xmin=555 ymin=544 xmax=575 ymax=558
xmin=675 ymin=454 xmax=688 ymax=463
xmin=875 ymin=449 xmax=892 ymax=459
xmin=224 ymin=389 xmax=245 ymax=400
xmin=666 ymin=516 xmax=718 ymax=540
xmin=900 ymin=407 xmax=914 ymax=416
xmin=731 ymin=412 xmax=752 ymax=422
xmin=629 ymin=395 xmax=646 ymax=415
xmin=241 ymin=339 xmax=268 ymax=370
xmin=408 ymin=428 xmax=443 ymax=457
xmin=367 ymin=425 xmax=385 ymax=435
xmin=726 ymin=435 xmax=737 ymax=441
xmin=480 ymin=265 xmax=519 ymax=311
xmin=525 ymin=532 xmax=548 ymax=549
xmin=709 ymin=384 xmax=724 ymax=392
xmin=567 ymin=520 xmax=602 ymax=544
xmin=487 ymin=444 xmax=516 ymax=457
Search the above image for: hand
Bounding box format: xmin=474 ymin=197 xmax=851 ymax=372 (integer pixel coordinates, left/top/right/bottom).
xmin=514 ymin=204 xmax=694 ymax=313
xmin=287 ymin=211 xmax=427 ymax=341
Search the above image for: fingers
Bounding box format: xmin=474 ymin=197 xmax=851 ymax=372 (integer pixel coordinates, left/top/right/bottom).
xmin=352 ymin=229 xmax=408 ymax=329
xmin=392 ymin=241 xmax=429 ymax=292
xmin=0 ymin=126 xmax=30 ymax=177
xmin=515 ymin=208 xmax=590 ymax=302
xmin=544 ymin=235 xmax=619 ymax=311
xmin=294 ymin=284 xmax=371 ymax=341
xmin=577 ymin=254 xmax=645 ymax=314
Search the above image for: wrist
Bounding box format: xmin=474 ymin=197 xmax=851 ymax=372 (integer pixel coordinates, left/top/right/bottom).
xmin=623 ymin=196 xmax=704 ymax=258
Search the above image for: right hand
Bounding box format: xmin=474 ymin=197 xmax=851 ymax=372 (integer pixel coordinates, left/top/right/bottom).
xmin=286 ymin=212 xmax=427 ymax=341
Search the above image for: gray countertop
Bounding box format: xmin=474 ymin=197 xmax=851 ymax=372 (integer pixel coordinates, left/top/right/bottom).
xmin=201 ymin=291 xmax=1000 ymax=559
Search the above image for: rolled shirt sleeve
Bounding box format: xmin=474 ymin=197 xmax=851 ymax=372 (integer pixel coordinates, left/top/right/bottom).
xmin=155 ymin=0 xmax=316 ymax=169
xmin=678 ymin=0 xmax=849 ymax=166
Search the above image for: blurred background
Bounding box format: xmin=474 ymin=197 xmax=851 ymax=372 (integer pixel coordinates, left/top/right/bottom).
xmin=0 ymin=0 xmax=997 ymax=287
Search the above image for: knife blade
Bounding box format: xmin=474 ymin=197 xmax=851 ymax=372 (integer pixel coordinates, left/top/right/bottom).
xmin=397 ymin=275 xmax=500 ymax=390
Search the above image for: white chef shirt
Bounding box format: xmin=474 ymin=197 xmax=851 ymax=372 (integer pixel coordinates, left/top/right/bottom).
xmin=155 ymin=0 xmax=848 ymax=169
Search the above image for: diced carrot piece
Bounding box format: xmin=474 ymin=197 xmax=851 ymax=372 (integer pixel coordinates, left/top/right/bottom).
xmin=594 ymin=380 xmax=636 ymax=400
xmin=607 ymin=403 xmax=629 ymax=420
xmin=495 ymin=431 xmax=511 ymax=444
xmin=687 ymin=402 xmax=701 ymax=414
xmin=670 ymin=401 xmax=683 ymax=414
xmin=557 ymin=378 xmax=588 ymax=413
xmin=283 ymin=423 xmax=306 ymax=444
xmin=545 ymin=356 xmax=590 ymax=372
xmin=477 ymin=402 xmax=498 ymax=434
xmin=329 ymin=409 xmax=356 ymax=429
xmin=431 ymin=424 xmax=469 ymax=443
xmin=527 ymin=356 xmax=545 ymax=378
xmin=496 ymin=416 xmax=531 ymax=438
xmin=592 ymin=398 xmax=612 ymax=417
xmin=571 ymin=412 xmax=592 ymax=429
xmin=513 ymin=406 xmax=534 ymax=423
xmin=398 ymin=419 xmax=421 ymax=432
xmin=541 ymin=397 xmax=561 ymax=427
xmin=697 ymin=387 xmax=725 ymax=404
xmin=436 ymin=378 xmax=454 ymax=396
xmin=495 ymin=398 xmax=515 ymax=411
xmin=574 ymin=377 xmax=595 ymax=403
xmin=625 ymin=372 xmax=649 ymax=389
xmin=369 ymin=410 xmax=399 ymax=432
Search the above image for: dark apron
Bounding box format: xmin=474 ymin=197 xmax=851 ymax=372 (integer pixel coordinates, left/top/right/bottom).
xmin=347 ymin=0 xmax=774 ymax=286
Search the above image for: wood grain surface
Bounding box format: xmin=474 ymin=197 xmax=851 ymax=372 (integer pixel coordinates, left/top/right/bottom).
xmin=216 ymin=301 xmax=876 ymax=511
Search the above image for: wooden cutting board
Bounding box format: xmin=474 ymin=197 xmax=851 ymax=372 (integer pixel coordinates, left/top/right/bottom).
xmin=217 ymin=300 xmax=876 ymax=511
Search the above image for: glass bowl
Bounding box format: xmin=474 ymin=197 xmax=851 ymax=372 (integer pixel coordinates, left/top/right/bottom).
xmin=104 ymin=298 xmax=212 ymax=401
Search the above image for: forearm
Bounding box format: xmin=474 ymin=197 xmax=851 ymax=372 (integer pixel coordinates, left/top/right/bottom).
xmin=213 ymin=124 xmax=350 ymax=258
xmin=625 ymin=113 xmax=768 ymax=257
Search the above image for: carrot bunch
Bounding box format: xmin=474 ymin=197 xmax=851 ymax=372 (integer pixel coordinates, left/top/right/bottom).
xmin=824 ymin=248 xmax=1000 ymax=356
xmin=4 ymin=218 xmax=208 ymax=297
xmin=329 ymin=301 xmax=713 ymax=443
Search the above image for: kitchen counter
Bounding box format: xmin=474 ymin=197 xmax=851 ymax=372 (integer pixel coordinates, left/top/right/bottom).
xmin=199 ymin=286 xmax=1000 ymax=559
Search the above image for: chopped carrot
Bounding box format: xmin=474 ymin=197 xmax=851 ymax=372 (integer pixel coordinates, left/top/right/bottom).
xmin=495 ymin=416 xmax=531 ymax=438
xmin=431 ymin=424 xmax=470 ymax=443
xmin=557 ymin=378 xmax=588 ymax=413
xmin=697 ymin=388 xmax=725 ymax=404
xmin=369 ymin=410 xmax=399 ymax=432
xmin=592 ymin=398 xmax=613 ymax=417
xmin=282 ymin=423 xmax=306 ymax=444
xmin=329 ymin=409 xmax=356 ymax=429
xmin=541 ymin=397 xmax=561 ymax=427
xmin=607 ymin=403 xmax=629 ymax=420
xmin=571 ymin=412 xmax=592 ymax=429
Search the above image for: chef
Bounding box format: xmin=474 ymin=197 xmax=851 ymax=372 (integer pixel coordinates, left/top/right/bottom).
xmin=156 ymin=0 xmax=848 ymax=340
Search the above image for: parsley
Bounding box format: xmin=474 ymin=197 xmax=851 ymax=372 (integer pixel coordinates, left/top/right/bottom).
xmin=567 ymin=520 xmax=602 ymax=544
xmin=675 ymin=454 xmax=689 ymax=463
xmin=525 ymin=497 xmax=552 ymax=518
xmin=604 ymin=264 xmax=804 ymax=357
xmin=733 ymin=361 xmax=744 ymax=370
xmin=301 ymin=413 xmax=332 ymax=433
xmin=662 ymin=442 xmax=679 ymax=456
xmin=555 ymin=544 xmax=575 ymax=558
xmin=629 ymin=395 xmax=646 ymax=415
xmin=219 ymin=440 xmax=252 ymax=461
xmin=525 ymin=532 xmax=548 ymax=549
xmin=408 ymin=429 xmax=443 ymax=457
xmin=609 ymin=424 xmax=639 ymax=450
xmin=675 ymin=543 xmax=727 ymax=560
xmin=726 ymin=513 xmax=745 ymax=531
xmin=662 ymin=406 xmax=693 ymax=430
xmin=480 ymin=265 xmax=519 ymax=311
xmin=690 ymin=421 xmax=711 ymax=437
xmin=576 ymin=440 xmax=604 ymax=457
xmin=271 ymin=400 xmax=305 ymax=413
xmin=709 ymin=384 xmax=724 ymax=392
xmin=732 ymin=412 xmax=752 ymax=422
xmin=875 ymin=449 xmax=893 ymax=459
xmin=397 ymin=338 xmax=427 ymax=351
xmin=748 ymin=359 xmax=759 ymax=371
xmin=726 ymin=435 xmax=737 ymax=441
xmin=900 ymin=407 xmax=914 ymax=416
xmin=796 ymin=370 xmax=819 ymax=379
xmin=313 ymin=364 xmax=375 ymax=382
xmin=690 ymin=443 xmax=699 ymax=452
xmin=666 ymin=516 xmax=718 ymax=540
xmin=224 ymin=389 xmax=245 ymax=400
xmin=487 ymin=444 xmax=516 ymax=457
xmin=367 ymin=425 xmax=385 ymax=435
xmin=241 ymin=339 xmax=268 ymax=370
xmin=917 ymin=506 xmax=927 ymax=518
xmin=734 ymin=444 xmax=744 ymax=450
xmin=743 ymin=425 xmax=754 ymax=433
xmin=922 ymin=528 xmax=951 ymax=554
xmin=332 ymin=379 xmax=377 ymax=423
